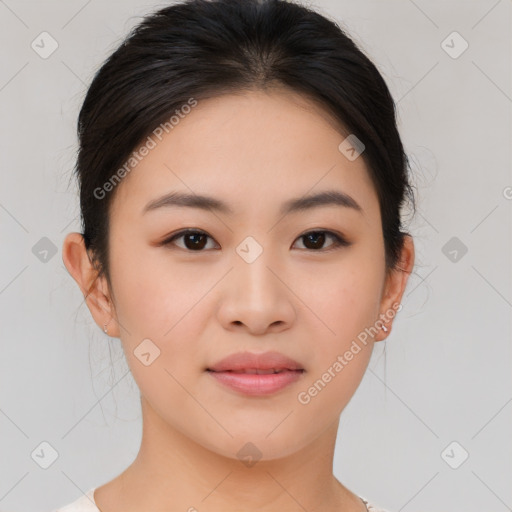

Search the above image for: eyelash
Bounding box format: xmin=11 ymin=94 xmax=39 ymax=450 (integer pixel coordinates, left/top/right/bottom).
xmin=160 ymin=229 xmax=351 ymax=253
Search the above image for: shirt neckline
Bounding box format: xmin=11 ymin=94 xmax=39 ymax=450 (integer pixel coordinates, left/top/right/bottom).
xmin=86 ymin=487 xmax=373 ymax=511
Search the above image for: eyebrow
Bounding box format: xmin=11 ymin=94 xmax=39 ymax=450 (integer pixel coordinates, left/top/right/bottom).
xmin=143 ymin=189 xmax=363 ymax=216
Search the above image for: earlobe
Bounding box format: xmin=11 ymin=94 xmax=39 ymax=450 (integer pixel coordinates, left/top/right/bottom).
xmin=375 ymin=234 xmax=415 ymax=341
xmin=62 ymin=232 xmax=119 ymax=337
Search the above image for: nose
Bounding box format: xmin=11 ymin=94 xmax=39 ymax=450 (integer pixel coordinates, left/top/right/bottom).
xmin=216 ymin=246 xmax=296 ymax=336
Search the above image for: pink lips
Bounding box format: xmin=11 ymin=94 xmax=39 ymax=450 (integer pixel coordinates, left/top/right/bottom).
xmin=206 ymin=351 xmax=305 ymax=396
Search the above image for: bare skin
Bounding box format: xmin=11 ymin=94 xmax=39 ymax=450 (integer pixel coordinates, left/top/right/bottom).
xmin=63 ymin=87 xmax=414 ymax=512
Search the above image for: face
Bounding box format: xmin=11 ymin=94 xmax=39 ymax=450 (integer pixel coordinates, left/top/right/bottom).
xmin=77 ymin=88 xmax=409 ymax=461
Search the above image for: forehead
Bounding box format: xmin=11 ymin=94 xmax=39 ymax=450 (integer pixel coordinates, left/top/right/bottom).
xmin=109 ymin=88 xmax=379 ymax=224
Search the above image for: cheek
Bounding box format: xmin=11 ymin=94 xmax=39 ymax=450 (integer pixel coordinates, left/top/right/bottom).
xmin=295 ymin=344 xmax=372 ymax=426
xmin=109 ymin=242 xmax=217 ymax=371
xmin=111 ymin=259 xmax=207 ymax=419
xmin=293 ymin=267 xmax=379 ymax=415
xmin=109 ymin=241 xmax=202 ymax=335
xmin=292 ymin=256 xmax=382 ymax=406
xmin=298 ymin=256 xmax=383 ymax=339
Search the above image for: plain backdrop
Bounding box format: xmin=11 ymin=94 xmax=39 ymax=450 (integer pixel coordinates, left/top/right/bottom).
xmin=0 ymin=1 xmax=510 ymax=511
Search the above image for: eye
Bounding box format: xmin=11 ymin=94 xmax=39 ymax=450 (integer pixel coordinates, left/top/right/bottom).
xmin=162 ymin=229 xmax=218 ymax=251
xmin=161 ymin=229 xmax=350 ymax=252
xmin=293 ymin=230 xmax=351 ymax=252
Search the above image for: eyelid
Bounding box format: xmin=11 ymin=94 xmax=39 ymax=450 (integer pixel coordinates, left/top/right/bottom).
xmin=295 ymin=228 xmax=351 ymax=252
xmin=161 ymin=228 xmax=219 ymax=250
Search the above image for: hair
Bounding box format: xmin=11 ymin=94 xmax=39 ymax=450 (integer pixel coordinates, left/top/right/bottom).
xmin=74 ymin=0 xmax=415 ymax=294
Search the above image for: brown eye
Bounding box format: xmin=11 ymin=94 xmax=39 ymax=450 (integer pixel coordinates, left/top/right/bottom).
xmin=163 ymin=230 xmax=217 ymax=251
xmin=293 ymin=230 xmax=350 ymax=252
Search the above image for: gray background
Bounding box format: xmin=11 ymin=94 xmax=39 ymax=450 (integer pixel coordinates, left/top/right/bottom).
xmin=0 ymin=0 xmax=510 ymax=511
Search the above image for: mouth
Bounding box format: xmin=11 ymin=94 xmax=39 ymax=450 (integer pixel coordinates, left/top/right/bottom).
xmin=205 ymin=351 xmax=305 ymax=395
xmin=206 ymin=360 xmax=305 ymax=395
xmin=207 ymin=368 xmax=304 ymax=375
xmin=206 ymin=350 xmax=304 ymax=373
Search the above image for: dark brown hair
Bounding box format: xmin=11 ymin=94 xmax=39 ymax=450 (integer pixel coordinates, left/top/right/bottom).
xmin=73 ymin=0 xmax=415 ymax=290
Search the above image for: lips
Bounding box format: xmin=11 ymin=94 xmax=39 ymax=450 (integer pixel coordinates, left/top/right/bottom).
xmin=225 ymin=368 xmax=290 ymax=374
xmin=206 ymin=350 xmax=304 ymax=373
xmin=206 ymin=351 xmax=305 ymax=395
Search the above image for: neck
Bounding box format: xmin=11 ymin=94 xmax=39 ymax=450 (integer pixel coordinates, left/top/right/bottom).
xmin=95 ymin=398 xmax=366 ymax=512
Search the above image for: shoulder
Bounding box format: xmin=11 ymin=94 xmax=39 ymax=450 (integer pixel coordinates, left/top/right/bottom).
xmin=49 ymin=488 xmax=390 ymax=512
xmin=359 ymin=496 xmax=393 ymax=512
xmin=50 ymin=488 xmax=99 ymax=512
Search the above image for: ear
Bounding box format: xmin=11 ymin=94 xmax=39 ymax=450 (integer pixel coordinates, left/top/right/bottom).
xmin=374 ymin=234 xmax=415 ymax=342
xmin=62 ymin=232 xmax=120 ymax=338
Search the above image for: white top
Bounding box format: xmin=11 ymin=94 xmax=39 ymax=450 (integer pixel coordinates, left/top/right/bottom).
xmin=51 ymin=487 xmax=392 ymax=512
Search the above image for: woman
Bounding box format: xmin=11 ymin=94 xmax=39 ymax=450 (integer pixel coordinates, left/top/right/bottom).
xmin=59 ymin=0 xmax=415 ymax=510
